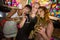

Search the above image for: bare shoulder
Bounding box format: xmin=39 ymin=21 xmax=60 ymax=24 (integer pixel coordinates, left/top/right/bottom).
xmin=48 ymin=20 xmax=53 ymax=25
xmin=47 ymin=20 xmax=54 ymax=29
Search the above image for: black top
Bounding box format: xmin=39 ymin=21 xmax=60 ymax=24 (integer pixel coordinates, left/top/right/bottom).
xmin=16 ymin=14 xmax=37 ymax=40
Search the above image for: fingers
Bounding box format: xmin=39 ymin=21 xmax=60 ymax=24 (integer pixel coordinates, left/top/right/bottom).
xmin=35 ymin=27 xmax=45 ymax=33
xmin=34 ymin=27 xmax=41 ymax=33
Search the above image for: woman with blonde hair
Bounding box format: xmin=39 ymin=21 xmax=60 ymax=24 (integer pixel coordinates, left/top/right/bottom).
xmin=29 ymin=6 xmax=54 ymax=40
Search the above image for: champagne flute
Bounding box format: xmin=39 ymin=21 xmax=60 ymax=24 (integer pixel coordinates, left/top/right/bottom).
xmin=26 ymin=14 xmax=30 ymax=23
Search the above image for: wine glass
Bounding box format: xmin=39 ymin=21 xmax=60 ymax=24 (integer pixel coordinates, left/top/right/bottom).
xmin=26 ymin=16 xmax=30 ymax=23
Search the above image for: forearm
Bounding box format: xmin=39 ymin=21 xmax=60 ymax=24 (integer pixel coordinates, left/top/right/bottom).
xmin=19 ymin=19 xmax=26 ymax=28
xmin=6 ymin=17 xmax=13 ymax=21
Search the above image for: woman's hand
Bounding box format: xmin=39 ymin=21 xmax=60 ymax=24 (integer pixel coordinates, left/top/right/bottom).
xmin=37 ymin=27 xmax=46 ymax=35
xmin=36 ymin=27 xmax=51 ymax=40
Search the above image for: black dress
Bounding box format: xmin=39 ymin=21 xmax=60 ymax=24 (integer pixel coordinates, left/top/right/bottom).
xmin=16 ymin=14 xmax=37 ymax=40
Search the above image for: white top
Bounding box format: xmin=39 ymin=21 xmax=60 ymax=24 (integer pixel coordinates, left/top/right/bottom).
xmin=11 ymin=12 xmax=19 ymax=18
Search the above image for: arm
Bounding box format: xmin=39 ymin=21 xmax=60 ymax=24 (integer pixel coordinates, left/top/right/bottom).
xmin=6 ymin=9 xmax=17 ymax=21
xmin=46 ymin=21 xmax=54 ymax=40
xmin=19 ymin=16 xmax=27 ymax=28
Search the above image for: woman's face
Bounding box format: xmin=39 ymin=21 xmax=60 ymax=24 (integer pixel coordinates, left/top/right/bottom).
xmin=38 ymin=8 xmax=45 ymax=18
xmin=32 ymin=3 xmax=40 ymax=14
xmin=32 ymin=3 xmax=40 ymax=9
